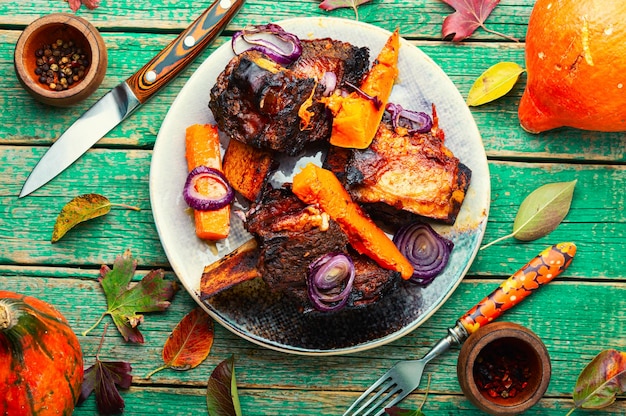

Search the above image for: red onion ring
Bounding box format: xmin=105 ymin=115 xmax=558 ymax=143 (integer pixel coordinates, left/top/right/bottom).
xmin=232 ymin=24 xmax=302 ymax=65
xmin=183 ymin=166 xmax=234 ymax=211
xmin=393 ymin=221 xmax=454 ymax=285
xmin=306 ymin=252 xmax=355 ymax=312
xmin=385 ymin=102 xmax=433 ymax=133
xmin=344 ymin=81 xmax=383 ymax=110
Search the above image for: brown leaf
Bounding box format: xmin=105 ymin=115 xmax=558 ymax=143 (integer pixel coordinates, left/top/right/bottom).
xmin=145 ymin=307 xmax=214 ymax=378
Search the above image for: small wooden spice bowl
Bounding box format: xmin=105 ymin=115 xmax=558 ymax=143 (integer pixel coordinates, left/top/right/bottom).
xmin=457 ymin=322 xmax=551 ymax=415
xmin=14 ymin=13 xmax=107 ymax=107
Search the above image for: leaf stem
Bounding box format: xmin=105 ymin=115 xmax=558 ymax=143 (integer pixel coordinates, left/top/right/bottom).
xmin=82 ymin=312 xmax=106 ymax=336
xmin=145 ymin=365 xmax=169 ymax=379
xmin=418 ymin=373 xmax=432 ymax=410
xmin=111 ymin=203 xmax=141 ymax=211
xmin=564 ymin=407 xmax=576 ymax=416
xmin=479 ymin=232 xmax=516 ymax=251
xmin=481 ymin=24 xmax=519 ymax=42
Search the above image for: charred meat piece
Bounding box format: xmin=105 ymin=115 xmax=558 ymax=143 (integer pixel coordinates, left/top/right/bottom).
xmin=349 ymin=253 xmax=400 ymax=307
xmin=210 ymin=51 xmax=320 ymax=155
xmin=245 ymin=186 xmax=399 ymax=312
xmin=343 ymin=122 xmax=472 ymax=224
xmin=289 ymin=38 xmax=370 ymax=93
xmin=209 ymin=39 xmax=370 ymax=156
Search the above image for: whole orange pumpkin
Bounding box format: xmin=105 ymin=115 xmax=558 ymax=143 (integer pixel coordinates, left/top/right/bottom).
xmin=0 ymin=291 xmax=83 ymax=415
xmin=518 ymin=0 xmax=626 ymax=133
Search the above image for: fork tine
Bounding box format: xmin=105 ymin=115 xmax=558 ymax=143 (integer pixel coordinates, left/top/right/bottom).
xmin=343 ymin=372 xmax=393 ymax=415
xmin=360 ymin=386 xmax=402 ymax=416
xmin=351 ymin=378 xmax=396 ymax=415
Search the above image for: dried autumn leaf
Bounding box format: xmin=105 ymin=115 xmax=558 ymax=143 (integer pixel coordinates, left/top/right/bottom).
xmin=480 ymin=180 xmax=577 ymax=250
xmin=441 ymin=0 xmax=516 ymax=42
xmin=467 ymin=62 xmax=525 ymax=106
xmin=51 ymin=193 xmax=140 ymax=243
xmin=571 ymin=349 xmax=626 ymax=411
xmin=319 ymin=0 xmax=372 ymax=19
xmin=145 ymin=307 xmax=215 ymax=378
xmin=79 ymin=324 xmax=133 ymax=415
xmin=82 ymin=249 xmax=178 ymax=343
xmin=385 ymin=408 xmax=426 ymax=416
xmin=67 ymin=0 xmax=101 ymax=12
xmin=206 ymin=355 xmax=242 ymax=416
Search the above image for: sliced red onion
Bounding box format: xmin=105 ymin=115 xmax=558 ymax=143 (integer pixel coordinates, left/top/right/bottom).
xmin=306 ymin=252 xmax=355 ymax=312
xmin=320 ymin=71 xmax=338 ymax=96
xmin=344 ymin=81 xmax=383 ymax=110
xmin=393 ymin=221 xmax=454 ymax=285
xmin=232 ymin=24 xmax=302 ymax=65
xmin=385 ymin=102 xmax=433 ymax=133
xmin=183 ymin=166 xmax=234 ymax=211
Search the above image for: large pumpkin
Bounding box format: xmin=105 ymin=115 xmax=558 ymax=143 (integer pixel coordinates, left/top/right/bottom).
xmin=518 ymin=0 xmax=626 ymax=133
xmin=0 ymin=291 xmax=83 ymax=415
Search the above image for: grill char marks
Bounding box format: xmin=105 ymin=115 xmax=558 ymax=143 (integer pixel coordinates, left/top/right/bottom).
xmin=338 ymin=121 xmax=472 ymax=225
xmin=245 ymin=187 xmax=399 ymax=312
xmin=209 ymin=39 xmax=369 ymax=156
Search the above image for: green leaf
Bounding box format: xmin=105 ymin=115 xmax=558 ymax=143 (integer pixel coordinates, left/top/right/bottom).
xmin=83 ymin=250 xmax=178 ymax=342
xmin=572 ymin=349 xmax=626 ymax=409
xmin=480 ymin=180 xmax=577 ymax=250
xmin=467 ymin=62 xmax=525 ymax=106
xmin=51 ymin=194 xmax=111 ymax=243
xmin=51 ymin=193 xmax=140 ymax=243
xmin=513 ymin=180 xmax=577 ymax=240
xmin=207 ymin=355 xmax=242 ymax=416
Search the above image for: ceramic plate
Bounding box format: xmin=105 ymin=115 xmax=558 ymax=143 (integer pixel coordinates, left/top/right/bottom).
xmin=150 ymin=17 xmax=490 ymax=355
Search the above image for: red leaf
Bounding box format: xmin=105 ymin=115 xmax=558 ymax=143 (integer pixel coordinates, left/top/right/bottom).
xmin=79 ymin=325 xmax=133 ymax=415
xmin=163 ymin=308 xmax=214 ymax=370
xmin=319 ymin=0 xmax=372 ymax=11
xmin=206 ymin=355 xmax=242 ymax=416
xmin=145 ymin=308 xmax=214 ymax=378
xmin=440 ymin=0 xmax=500 ymax=41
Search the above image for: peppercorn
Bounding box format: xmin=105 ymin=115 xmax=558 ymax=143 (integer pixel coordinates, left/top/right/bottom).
xmin=33 ymin=38 xmax=90 ymax=91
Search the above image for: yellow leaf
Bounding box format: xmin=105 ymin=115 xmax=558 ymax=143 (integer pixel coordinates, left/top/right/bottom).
xmin=467 ymin=62 xmax=525 ymax=106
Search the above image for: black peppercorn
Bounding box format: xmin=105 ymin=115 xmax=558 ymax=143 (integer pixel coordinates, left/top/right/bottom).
xmin=34 ymin=38 xmax=89 ymax=91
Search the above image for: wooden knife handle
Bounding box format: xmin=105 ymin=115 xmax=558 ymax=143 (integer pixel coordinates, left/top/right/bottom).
xmin=459 ymin=242 xmax=577 ymax=334
xmin=126 ymin=0 xmax=245 ymax=103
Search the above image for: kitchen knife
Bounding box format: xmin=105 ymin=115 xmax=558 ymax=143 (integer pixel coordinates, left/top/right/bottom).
xmin=19 ymin=0 xmax=245 ymax=198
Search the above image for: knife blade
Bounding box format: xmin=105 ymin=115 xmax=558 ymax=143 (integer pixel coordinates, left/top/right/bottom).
xmin=19 ymin=0 xmax=245 ymax=198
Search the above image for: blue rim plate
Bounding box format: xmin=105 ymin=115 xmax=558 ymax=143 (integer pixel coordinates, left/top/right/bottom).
xmin=150 ymin=17 xmax=490 ymax=356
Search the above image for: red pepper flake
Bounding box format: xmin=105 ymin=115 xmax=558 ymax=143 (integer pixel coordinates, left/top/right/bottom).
xmin=473 ymin=339 xmax=534 ymax=399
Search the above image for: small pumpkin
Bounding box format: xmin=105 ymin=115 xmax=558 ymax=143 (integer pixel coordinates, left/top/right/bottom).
xmin=518 ymin=0 xmax=626 ymax=133
xmin=0 ymin=291 xmax=84 ymax=415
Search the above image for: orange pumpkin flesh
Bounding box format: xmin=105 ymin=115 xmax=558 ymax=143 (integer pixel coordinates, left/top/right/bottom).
xmin=518 ymin=0 xmax=626 ymax=133
xmin=0 ymin=291 xmax=83 ymax=415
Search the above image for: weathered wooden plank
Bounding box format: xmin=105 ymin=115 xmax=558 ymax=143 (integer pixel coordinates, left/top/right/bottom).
xmin=73 ymin=386 xmax=626 ymax=415
xmin=0 ymin=0 xmax=533 ymax=42
xmin=2 ymin=145 xmax=624 ymax=278
xmin=0 ymin=270 xmax=624 ymax=400
xmin=2 ymin=29 xmax=624 ymax=163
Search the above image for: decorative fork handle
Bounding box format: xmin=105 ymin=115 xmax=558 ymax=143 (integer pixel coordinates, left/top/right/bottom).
xmin=456 ymin=242 xmax=577 ymax=336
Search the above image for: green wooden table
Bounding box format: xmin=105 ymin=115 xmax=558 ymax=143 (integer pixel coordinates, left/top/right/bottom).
xmin=1 ymin=0 xmax=625 ymax=414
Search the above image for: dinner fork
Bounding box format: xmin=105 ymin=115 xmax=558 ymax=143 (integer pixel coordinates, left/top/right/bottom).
xmin=343 ymin=242 xmax=576 ymax=416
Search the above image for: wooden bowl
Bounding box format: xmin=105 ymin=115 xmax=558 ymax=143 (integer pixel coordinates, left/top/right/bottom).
xmin=457 ymin=322 xmax=551 ymax=415
xmin=14 ymin=13 xmax=107 ymax=107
